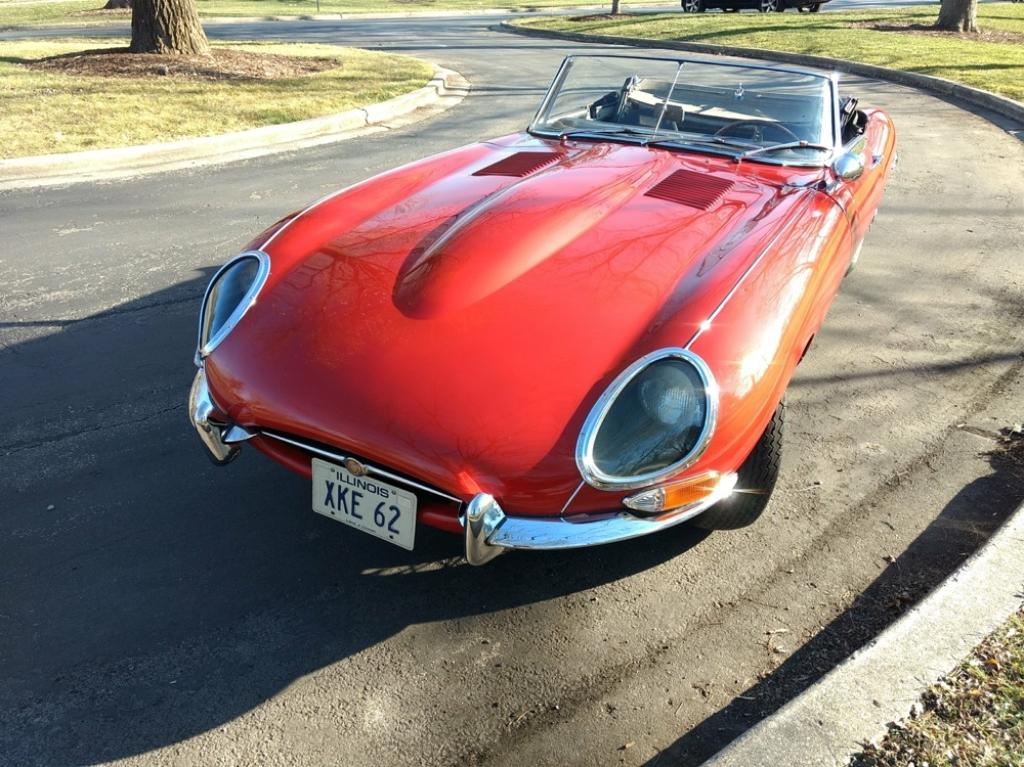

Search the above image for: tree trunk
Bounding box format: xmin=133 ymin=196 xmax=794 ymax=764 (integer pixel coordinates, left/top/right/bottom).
xmin=131 ymin=0 xmax=210 ymax=55
xmin=611 ymin=0 xmax=621 ymax=13
xmin=935 ymin=0 xmax=978 ymax=32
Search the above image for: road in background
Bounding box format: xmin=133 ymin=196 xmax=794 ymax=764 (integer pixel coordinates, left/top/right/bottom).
xmin=2 ymin=14 xmax=1024 ymax=767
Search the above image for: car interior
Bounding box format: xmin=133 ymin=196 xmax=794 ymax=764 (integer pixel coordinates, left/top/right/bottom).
xmin=839 ymin=95 xmax=867 ymax=145
xmin=581 ymin=76 xmax=829 ymax=145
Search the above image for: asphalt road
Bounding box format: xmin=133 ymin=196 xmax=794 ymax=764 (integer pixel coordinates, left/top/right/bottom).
xmin=2 ymin=13 xmax=1024 ymax=767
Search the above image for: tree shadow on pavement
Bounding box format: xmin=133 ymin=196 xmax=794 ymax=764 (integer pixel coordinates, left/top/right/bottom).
xmin=0 ymin=270 xmax=710 ymax=765
xmin=644 ymin=435 xmax=1024 ymax=765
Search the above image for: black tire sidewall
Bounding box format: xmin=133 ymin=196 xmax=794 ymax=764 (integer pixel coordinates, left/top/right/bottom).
xmin=692 ymin=401 xmax=785 ymax=530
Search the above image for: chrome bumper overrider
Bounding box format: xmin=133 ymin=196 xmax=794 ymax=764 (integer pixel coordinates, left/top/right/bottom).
xmin=463 ymin=473 xmax=737 ymax=566
xmin=188 ymin=369 xmax=254 ymax=464
xmin=189 ymin=369 xmax=735 ymax=565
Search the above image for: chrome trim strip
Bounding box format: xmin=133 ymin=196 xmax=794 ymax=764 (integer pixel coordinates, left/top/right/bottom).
xmin=529 ymin=54 xmax=572 ymax=131
xmin=463 ymin=473 xmax=736 ymax=564
xmin=261 ymin=189 xmax=353 ymax=250
xmin=195 ymin=250 xmax=271 ymax=366
xmin=575 ymin=348 xmax=719 ymax=491
xmin=829 ymin=71 xmax=842 ymax=150
xmin=682 ymin=201 xmax=807 ymax=350
xmin=558 ymin=480 xmax=585 ymax=517
xmin=537 ymin=53 xmax=838 ymax=92
xmin=260 ymin=431 xmax=465 ymax=506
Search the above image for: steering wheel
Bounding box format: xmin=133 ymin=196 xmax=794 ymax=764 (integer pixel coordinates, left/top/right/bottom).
xmin=714 ymin=119 xmax=800 ymax=143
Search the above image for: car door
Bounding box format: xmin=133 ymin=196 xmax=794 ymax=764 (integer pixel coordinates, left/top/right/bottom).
xmin=829 ymin=109 xmax=897 ymax=247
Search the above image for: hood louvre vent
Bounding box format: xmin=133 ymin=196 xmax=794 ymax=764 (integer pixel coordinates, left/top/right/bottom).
xmin=473 ymin=151 xmax=559 ymax=178
xmin=645 ymin=169 xmax=734 ymax=210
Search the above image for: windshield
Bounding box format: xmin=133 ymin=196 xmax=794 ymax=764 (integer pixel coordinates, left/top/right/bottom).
xmin=530 ymin=55 xmax=836 ymax=165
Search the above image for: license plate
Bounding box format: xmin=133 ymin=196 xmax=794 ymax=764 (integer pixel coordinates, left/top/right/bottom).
xmin=311 ymin=457 xmax=416 ymax=550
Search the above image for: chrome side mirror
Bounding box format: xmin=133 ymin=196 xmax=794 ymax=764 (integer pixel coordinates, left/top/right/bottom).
xmin=832 ymin=152 xmax=864 ymax=182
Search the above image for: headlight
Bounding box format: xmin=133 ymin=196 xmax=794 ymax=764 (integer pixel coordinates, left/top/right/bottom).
xmin=195 ymin=251 xmax=270 ymax=364
xmin=576 ymin=348 xmax=718 ymax=490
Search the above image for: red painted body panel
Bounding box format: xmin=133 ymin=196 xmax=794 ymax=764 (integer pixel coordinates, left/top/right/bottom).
xmin=205 ymin=119 xmax=896 ymax=528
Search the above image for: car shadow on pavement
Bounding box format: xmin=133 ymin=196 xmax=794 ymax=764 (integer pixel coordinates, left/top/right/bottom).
xmin=0 ymin=270 xmax=710 ymax=766
xmin=643 ymin=436 xmax=1024 ymax=766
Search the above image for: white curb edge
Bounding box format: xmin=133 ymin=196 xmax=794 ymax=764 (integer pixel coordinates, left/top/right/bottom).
xmin=0 ymin=66 xmax=469 ymax=190
xmin=701 ymin=501 xmax=1024 ymax=767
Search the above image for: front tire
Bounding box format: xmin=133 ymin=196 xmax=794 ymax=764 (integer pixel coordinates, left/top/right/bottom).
xmin=681 ymin=0 xmax=706 ymax=12
xmin=693 ymin=402 xmax=784 ymax=530
xmin=758 ymin=0 xmax=783 ymax=10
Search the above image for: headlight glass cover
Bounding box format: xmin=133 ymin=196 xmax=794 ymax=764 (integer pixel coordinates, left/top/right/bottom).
xmin=576 ymin=349 xmax=717 ymax=489
xmin=196 ymin=251 xmax=270 ymax=363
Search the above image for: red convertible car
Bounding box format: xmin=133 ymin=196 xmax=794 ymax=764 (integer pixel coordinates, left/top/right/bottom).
xmin=189 ymin=55 xmax=895 ymax=565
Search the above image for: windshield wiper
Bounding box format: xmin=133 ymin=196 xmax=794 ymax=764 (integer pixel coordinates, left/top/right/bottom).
xmin=737 ymin=141 xmax=832 ymax=161
xmin=554 ymin=129 xmax=823 ymax=164
xmin=559 ymin=130 xmax=756 ymax=157
xmin=558 ymin=127 xmax=652 ymax=142
xmin=647 ymin=135 xmax=756 ymax=153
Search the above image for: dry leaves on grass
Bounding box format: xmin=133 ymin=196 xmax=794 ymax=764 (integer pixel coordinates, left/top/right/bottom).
xmin=849 ymin=612 xmax=1024 ymax=767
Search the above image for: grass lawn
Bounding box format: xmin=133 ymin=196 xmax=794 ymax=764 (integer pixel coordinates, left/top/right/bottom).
xmin=514 ymin=3 xmax=1024 ymax=103
xmin=851 ymin=610 xmax=1024 ymax=767
xmin=0 ymin=0 xmax=672 ymax=28
xmin=0 ymin=39 xmax=434 ymax=159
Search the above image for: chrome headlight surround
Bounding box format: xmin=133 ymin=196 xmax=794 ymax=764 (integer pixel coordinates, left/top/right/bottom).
xmin=575 ymin=348 xmax=719 ymax=490
xmin=194 ymin=250 xmax=270 ymax=366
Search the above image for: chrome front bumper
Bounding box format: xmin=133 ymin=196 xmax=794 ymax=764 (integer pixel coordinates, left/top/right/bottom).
xmin=189 ymin=369 xmax=735 ymax=565
xmin=463 ymin=473 xmax=737 ymax=565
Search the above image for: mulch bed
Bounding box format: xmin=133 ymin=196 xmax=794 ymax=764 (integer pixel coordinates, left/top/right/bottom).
xmin=847 ymin=21 xmax=1024 ymax=45
xmin=73 ymin=8 xmax=131 ymax=18
xmin=567 ymin=14 xmax=632 ymax=21
xmin=26 ymin=47 xmax=341 ymax=81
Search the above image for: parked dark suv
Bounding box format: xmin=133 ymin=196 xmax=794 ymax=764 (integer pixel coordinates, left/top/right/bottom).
xmin=682 ymin=0 xmax=831 ymax=12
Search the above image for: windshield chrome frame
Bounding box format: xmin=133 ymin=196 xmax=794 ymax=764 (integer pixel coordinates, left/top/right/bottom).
xmin=528 ymin=54 xmax=841 ymax=168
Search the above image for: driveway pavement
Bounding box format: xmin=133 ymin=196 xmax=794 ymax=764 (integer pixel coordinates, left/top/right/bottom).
xmin=2 ymin=15 xmax=1023 ymax=767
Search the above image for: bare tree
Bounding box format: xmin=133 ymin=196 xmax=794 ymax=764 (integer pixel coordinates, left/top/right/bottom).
xmin=130 ymin=0 xmax=210 ymax=55
xmin=935 ymin=0 xmax=978 ymax=32
xmin=611 ymin=0 xmax=621 ymax=13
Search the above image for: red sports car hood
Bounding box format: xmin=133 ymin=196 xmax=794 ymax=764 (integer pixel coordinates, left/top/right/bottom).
xmin=206 ymin=135 xmax=820 ymax=513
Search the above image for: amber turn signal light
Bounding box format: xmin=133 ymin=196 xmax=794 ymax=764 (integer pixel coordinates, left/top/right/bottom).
xmin=622 ymin=471 xmax=732 ymax=514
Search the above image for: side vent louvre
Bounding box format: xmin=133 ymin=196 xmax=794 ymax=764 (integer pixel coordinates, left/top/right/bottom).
xmin=645 ymin=169 xmax=734 ymax=210
xmin=473 ymin=151 xmax=559 ymax=178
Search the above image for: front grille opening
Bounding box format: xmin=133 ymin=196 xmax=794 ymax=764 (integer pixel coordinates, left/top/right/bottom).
xmin=259 ymin=429 xmax=464 ymax=512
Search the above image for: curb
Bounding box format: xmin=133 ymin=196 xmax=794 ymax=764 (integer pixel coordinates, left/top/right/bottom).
xmin=0 ymin=66 xmax=469 ymax=190
xmin=501 ymin=22 xmax=1024 ymax=126
xmin=699 ymin=500 xmax=1024 ymax=767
